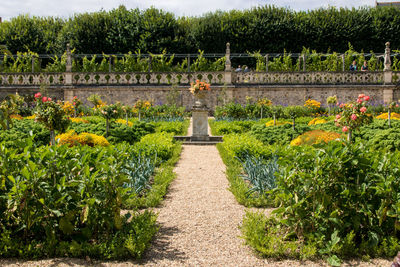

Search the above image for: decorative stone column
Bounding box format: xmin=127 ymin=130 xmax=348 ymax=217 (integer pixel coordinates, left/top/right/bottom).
xmin=224 ymin=42 xmax=232 ymax=85
xmin=65 ymin=43 xmax=73 ymax=86
xmin=383 ymin=42 xmax=394 ymax=103
xmin=64 ymin=43 xmax=74 ymax=102
xmin=383 ymin=42 xmax=392 ymax=84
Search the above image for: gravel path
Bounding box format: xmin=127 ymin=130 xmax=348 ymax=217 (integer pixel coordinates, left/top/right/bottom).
xmin=0 ymin=120 xmax=393 ymax=266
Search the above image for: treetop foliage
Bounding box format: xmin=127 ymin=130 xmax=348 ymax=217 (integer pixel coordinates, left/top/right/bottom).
xmin=1 ymin=5 xmax=400 ymax=54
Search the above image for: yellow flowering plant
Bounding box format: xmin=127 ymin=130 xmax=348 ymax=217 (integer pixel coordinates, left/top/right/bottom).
xmin=290 ymin=130 xmax=342 ymax=146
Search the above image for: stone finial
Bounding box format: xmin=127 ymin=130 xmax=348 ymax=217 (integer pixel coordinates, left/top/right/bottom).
xmin=384 ymin=41 xmax=391 ymax=71
xmin=66 ymin=43 xmax=72 ymax=72
xmin=225 ymin=42 xmax=231 ymax=71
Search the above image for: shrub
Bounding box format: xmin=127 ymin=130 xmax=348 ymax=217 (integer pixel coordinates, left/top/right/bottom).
xmin=134 ymin=132 xmax=175 ymax=162
xmin=272 ymin=142 xmax=400 ymax=260
xmin=265 ymin=120 xmax=291 ymax=127
xmin=251 ymin=123 xmax=310 ymax=145
xmin=376 ymin=112 xmax=400 ymax=120
xmin=307 ymin=117 xmax=327 ymax=125
xmin=290 ymin=130 xmax=342 ymax=146
xmin=0 ymin=119 xmax=50 ymax=147
xmin=70 ymin=120 xmax=155 ymax=144
xmin=69 ymin=117 xmax=89 ymax=123
xmin=56 ymin=130 xmax=110 ymax=147
xmin=154 ymin=120 xmax=189 ymax=135
xmin=209 ymin=120 xmax=256 ymax=135
xmin=116 ymin=118 xmax=133 ymax=127
xmin=221 ymin=133 xmax=271 ymax=160
xmin=0 ymin=142 xmax=158 ymax=259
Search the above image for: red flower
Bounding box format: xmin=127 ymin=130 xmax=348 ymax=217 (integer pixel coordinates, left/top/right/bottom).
xmin=48 ymin=97 xmax=52 ymax=102
xmin=351 ymin=114 xmax=357 ymax=120
xmin=363 ymin=95 xmax=370 ymax=101
xmin=336 ymin=114 xmax=341 ymax=119
xmin=357 ymin=98 xmax=363 ymax=104
xmin=42 ymin=97 xmax=48 ymax=102
xmin=358 ymin=94 xmax=365 ymax=99
xmin=34 ymin=92 xmax=42 ymax=98
xmin=360 ymin=107 xmax=367 ymax=113
xmin=342 ymin=126 xmax=349 ymax=132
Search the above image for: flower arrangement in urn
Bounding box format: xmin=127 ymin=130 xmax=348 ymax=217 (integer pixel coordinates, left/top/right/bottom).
xmin=189 ymin=80 xmax=211 ymax=108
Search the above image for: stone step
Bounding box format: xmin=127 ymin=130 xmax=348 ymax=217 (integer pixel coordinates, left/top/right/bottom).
xmin=181 ymin=141 xmax=221 ymax=146
xmin=174 ymin=136 xmax=223 ymax=143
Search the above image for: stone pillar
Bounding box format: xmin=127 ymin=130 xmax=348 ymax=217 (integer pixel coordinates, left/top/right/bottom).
xmin=383 ymin=88 xmax=394 ymax=104
xmin=384 ymin=42 xmax=392 ymax=85
xmin=192 ymin=107 xmax=209 ymax=141
xmin=65 ymin=43 xmax=73 ymax=86
xmin=31 ymin=56 xmax=35 ymax=73
xmin=342 ymin=54 xmax=345 ymax=71
xmin=64 ymin=88 xmax=74 ymax=102
xmin=224 ymin=42 xmax=232 ymax=85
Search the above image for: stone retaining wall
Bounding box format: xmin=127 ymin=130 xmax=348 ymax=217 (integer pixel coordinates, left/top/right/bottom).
xmin=0 ymin=84 xmax=397 ymax=109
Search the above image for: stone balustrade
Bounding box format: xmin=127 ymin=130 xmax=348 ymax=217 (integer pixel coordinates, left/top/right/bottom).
xmin=0 ymin=73 xmax=65 ymax=86
xmin=0 ymin=70 xmax=392 ymax=86
xmin=71 ymin=72 xmax=225 ymax=85
xmin=234 ymin=71 xmax=385 ymax=85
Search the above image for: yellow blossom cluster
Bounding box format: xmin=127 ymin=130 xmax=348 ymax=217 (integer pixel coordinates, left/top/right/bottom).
xmin=304 ymin=99 xmax=321 ymax=110
xmin=95 ymin=99 xmax=106 ymax=110
xmin=308 ymin=118 xmax=327 ymax=125
xmin=290 ymin=130 xmax=342 ymax=146
xmin=56 ymin=130 xmax=109 ymax=147
xmin=69 ymin=117 xmax=90 ymax=123
xmin=62 ymin=101 xmax=75 ymax=116
xmin=376 ymin=112 xmax=400 ymax=120
xmin=265 ymin=120 xmax=291 ymax=127
xmin=24 ymin=114 xmax=36 ymax=120
xmin=10 ymin=114 xmax=23 ymax=120
xmin=116 ymin=119 xmax=133 ymax=127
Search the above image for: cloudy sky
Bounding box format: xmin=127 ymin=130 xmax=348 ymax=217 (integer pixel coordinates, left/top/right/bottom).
xmin=1 ymin=0 xmax=375 ymax=21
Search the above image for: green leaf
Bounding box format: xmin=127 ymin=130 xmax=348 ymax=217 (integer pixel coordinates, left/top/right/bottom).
xmin=327 ymin=255 xmax=342 ymax=266
xmin=59 ymin=216 xmax=74 ymax=235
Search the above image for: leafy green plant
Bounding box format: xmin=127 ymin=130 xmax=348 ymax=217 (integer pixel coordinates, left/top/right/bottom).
xmin=238 ymin=154 xmax=279 ymax=197
xmin=123 ymin=154 xmax=155 ymax=194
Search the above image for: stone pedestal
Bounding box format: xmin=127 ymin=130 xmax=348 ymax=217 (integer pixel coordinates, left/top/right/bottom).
xmin=192 ymin=108 xmax=209 ymax=141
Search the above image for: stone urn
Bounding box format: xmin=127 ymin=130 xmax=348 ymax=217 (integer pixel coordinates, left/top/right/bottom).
xmin=193 ymin=92 xmax=207 ymax=108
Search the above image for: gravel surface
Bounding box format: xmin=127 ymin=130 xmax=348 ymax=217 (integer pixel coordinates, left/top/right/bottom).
xmin=0 ymin=120 xmax=393 ymax=266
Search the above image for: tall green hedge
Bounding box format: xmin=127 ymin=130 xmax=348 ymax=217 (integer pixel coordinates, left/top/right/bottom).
xmin=1 ymin=5 xmax=400 ymax=54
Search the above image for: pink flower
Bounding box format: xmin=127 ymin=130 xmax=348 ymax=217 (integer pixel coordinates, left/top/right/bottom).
xmin=363 ymin=95 xmax=370 ymax=101
xmin=335 ymin=123 xmax=340 ymax=127
xmin=34 ymin=92 xmax=42 ymax=98
xmin=360 ymin=107 xmax=367 ymax=113
xmin=336 ymin=114 xmax=341 ymax=119
xmin=342 ymin=126 xmax=349 ymax=132
xmin=351 ymin=114 xmax=357 ymax=120
xmin=397 ymin=104 xmax=399 ymax=108
xmin=48 ymin=97 xmax=52 ymax=101
xmin=42 ymin=97 xmax=48 ymax=102
xmin=357 ymin=98 xmax=363 ymax=104
xmin=358 ymin=94 xmax=365 ymax=99
xmin=339 ymin=103 xmax=344 ymax=108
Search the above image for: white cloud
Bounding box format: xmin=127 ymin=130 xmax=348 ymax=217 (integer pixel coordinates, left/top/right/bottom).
xmin=0 ymin=0 xmax=376 ymax=20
